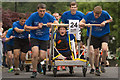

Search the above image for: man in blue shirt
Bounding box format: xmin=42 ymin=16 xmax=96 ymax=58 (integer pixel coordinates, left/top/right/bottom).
xmin=80 ymin=6 xmax=113 ymax=76
xmin=5 ymin=28 xmax=14 ymax=72
xmin=61 ymin=1 xmax=84 ymax=24
xmin=24 ymin=3 xmax=58 ymax=78
xmin=13 ymin=13 xmax=29 ymax=75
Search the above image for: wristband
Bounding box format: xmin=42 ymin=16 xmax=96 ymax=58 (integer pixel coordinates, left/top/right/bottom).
xmin=104 ymin=21 xmax=107 ymax=23
xmin=23 ymin=29 xmax=25 ymax=31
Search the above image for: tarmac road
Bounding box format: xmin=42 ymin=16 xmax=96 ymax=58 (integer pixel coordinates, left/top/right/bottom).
xmin=1 ymin=66 xmax=119 ymax=80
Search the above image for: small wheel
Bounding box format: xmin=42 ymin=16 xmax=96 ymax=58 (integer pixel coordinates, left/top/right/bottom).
xmin=69 ymin=66 xmax=74 ymax=74
xmin=26 ymin=65 xmax=30 ymax=72
xmin=42 ymin=64 xmax=46 ymax=75
xmin=82 ymin=67 xmax=87 ymax=77
xmin=53 ymin=67 xmax=57 ymax=77
xmin=48 ymin=65 xmax=51 ymax=71
xmin=20 ymin=64 xmax=24 ymax=71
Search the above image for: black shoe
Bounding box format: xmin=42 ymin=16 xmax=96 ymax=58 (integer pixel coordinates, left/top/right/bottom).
xmin=31 ymin=72 xmax=37 ymax=78
xmin=101 ymin=65 xmax=105 ymax=73
xmin=95 ymin=69 xmax=100 ymax=76
xmin=90 ymin=69 xmax=94 ymax=74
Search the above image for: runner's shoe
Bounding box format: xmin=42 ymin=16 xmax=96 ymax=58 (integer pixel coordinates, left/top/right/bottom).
xmin=57 ymin=66 xmax=61 ymax=71
xmin=90 ymin=69 xmax=94 ymax=74
xmin=8 ymin=68 xmax=13 ymax=72
xmin=14 ymin=68 xmax=20 ymax=75
xmin=40 ymin=69 xmax=43 ymax=74
xmin=30 ymin=72 xmax=37 ymax=78
xmin=101 ymin=64 xmax=105 ymax=73
xmin=62 ymin=66 xmax=66 ymax=71
xmin=95 ymin=69 xmax=100 ymax=76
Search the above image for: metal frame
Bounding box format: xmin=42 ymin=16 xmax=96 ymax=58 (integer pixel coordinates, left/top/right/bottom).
xmin=43 ymin=24 xmax=100 ymax=77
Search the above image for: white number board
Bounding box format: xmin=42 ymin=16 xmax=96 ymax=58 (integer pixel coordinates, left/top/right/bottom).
xmin=69 ymin=20 xmax=79 ymax=34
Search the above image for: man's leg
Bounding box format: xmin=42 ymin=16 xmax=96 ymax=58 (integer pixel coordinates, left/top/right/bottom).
xmin=89 ymin=45 xmax=95 ymax=74
xmin=14 ymin=49 xmax=20 ymax=75
xmin=20 ymin=52 xmax=26 ymax=71
xmin=7 ymin=51 xmax=13 ymax=72
xmin=20 ymin=52 xmax=26 ymax=63
xmin=39 ymin=50 xmax=46 ymax=73
xmin=101 ymin=42 xmax=108 ymax=73
xmin=40 ymin=50 xmax=46 ymax=61
xmin=94 ymin=48 xmax=100 ymax=76
xmin=30 ymin=46 xmax=39 ymax=78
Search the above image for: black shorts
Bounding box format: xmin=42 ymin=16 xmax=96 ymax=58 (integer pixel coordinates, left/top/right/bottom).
xmin=30 ymin=38 xmax=48 ymax=51
xmin=90 ymin=33 xmax=109 ymax=49
xmin=14 ymin=38 xmax=29 ymax=53
xmin=47 ymin=40 xmax=50 ymax=49
xmin=6 ymin=44 xmax=14 ymax=52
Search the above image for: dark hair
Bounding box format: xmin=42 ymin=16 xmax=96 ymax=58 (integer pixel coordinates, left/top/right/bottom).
xmin=58 ymin=26 xmax=67 ymax=30
xmin=37 ymin=3 xmax=46 ymax=9
xmin=19 ymin=13 xmax=26 ymax=19
xmin=70 ymin=1 xmax=78 ymax=7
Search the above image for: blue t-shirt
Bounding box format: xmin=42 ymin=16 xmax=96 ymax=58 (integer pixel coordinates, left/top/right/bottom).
xmin=25 ymin=12 xmax=56 ymax=40
xmin=13 ymin=21 xmax=29 ymax=39
xmin=61 ymin=11 xmax=85 ymax=24
xmin=6 ymin=28 xmax=14 ymax=46
xmin=84 ymin=10 xmax=111 ymax=37
xmin=54 ymin=32 xmax=75 ymax=53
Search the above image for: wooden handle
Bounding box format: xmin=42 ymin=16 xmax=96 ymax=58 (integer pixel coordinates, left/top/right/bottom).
xmin=85 ymin=24 xmax=101 ymax=26
xmin=43 ymin=24 xmax=101 ymax=27
xmin=43 ymin=24 xmax=69 ymax=26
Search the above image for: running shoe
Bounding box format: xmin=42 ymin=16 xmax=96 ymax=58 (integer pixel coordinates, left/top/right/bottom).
xmin=62 ymin=66 xmax=66 ymax=71
xmin=95 ymin=69 xmax=100 ymax=76
xmin=90 ymin=69 xmax=94 ymax=74
xmin=14 ymin=68 xmax=20 ymax=75
xmin=101 ymin=64 xmax=106 ymax=73
xmin=30 ymin=72 xmax=37 ymax=78
xmin=57 ymin=66 xmax=61 ymax=71
xmin=8 ymin=68 xmax=13 ymax=72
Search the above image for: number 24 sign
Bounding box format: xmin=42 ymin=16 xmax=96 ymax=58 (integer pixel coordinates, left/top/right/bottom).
xmin=69 ymin=20 xmax=79 ymax=34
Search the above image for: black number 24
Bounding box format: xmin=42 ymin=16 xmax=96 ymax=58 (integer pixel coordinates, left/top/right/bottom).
xmin=70 ymin=22 xmax=77 ymax=28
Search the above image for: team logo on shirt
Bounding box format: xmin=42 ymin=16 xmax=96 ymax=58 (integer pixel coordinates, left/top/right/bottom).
xmin=35 ymin=29 xmax=43 ymax=36
xmin=94 ymin=27 xmax=102 ymax=31
xmin=18 ymin=33 xmax=25 ymax=38
xmin=34 ymin=22 xmax=39 ymax=25
xmin=89 ymin=20 xmax=98 ymax=23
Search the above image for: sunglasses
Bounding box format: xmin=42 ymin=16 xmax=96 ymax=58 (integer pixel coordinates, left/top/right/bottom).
xmin=39 ymin=10 xmax=45 ymax=12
